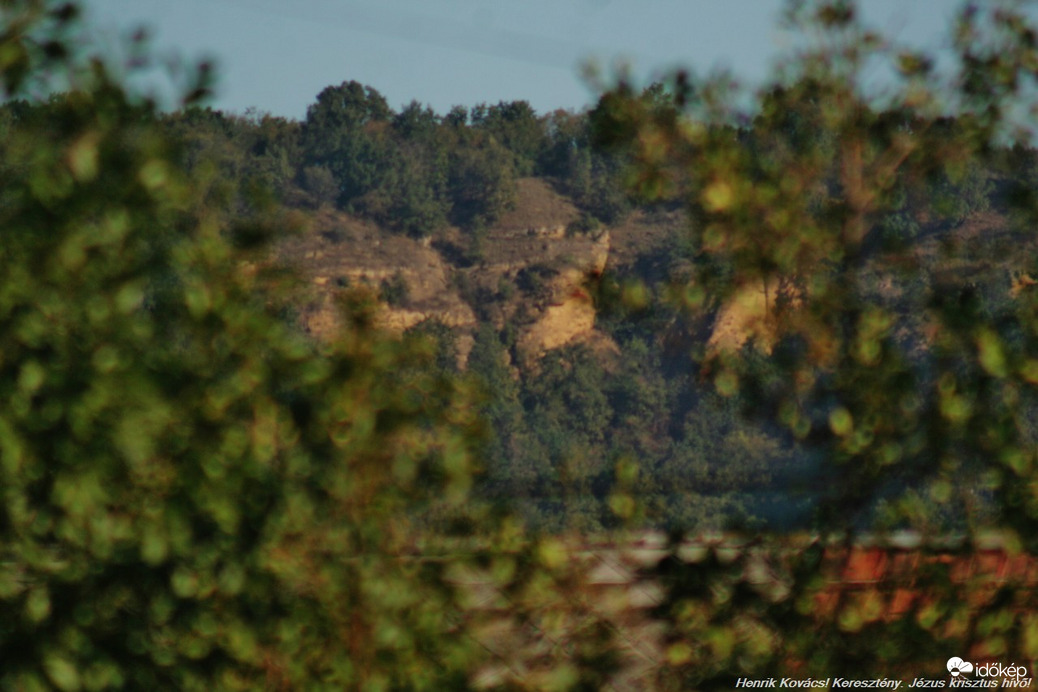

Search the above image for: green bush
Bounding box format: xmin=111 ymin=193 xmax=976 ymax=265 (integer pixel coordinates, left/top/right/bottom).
xmin=0 ymin=6 xmax=541 ymax=689
xmin=602 ymin=0 xmax=1038 ymax=681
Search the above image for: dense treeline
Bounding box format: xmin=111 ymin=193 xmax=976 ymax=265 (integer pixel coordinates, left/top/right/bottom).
xmin=155 ymin=80 xmax=638 ymax=237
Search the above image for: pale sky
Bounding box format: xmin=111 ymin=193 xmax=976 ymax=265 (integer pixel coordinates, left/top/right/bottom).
xmin=79 ymin=1 xmax=963 ymax=121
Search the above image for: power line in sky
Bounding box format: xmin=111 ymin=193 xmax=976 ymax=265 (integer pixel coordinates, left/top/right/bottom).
xmin=196 ymin=0 xmax=621 ymax=72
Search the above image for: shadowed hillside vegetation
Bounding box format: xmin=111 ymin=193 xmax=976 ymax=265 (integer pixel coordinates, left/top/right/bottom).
xmin=137 ymin=41 xmax=1038 ymax=535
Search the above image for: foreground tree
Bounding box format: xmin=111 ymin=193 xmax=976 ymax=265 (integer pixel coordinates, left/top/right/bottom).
xmin=0 ymin=16 xmax=477 ymax=692
xmin=599 ymin=0 xmax=1038 ymax=685
xmin=0 ymin=4 xmax=624 ymax=689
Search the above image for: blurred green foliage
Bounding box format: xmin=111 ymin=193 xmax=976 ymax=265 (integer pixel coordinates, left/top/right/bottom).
xmin=599 ymin=0 xmax=1038 ymax=536
xmin=0 ymin=3 xmax=621 ymax=689
xmin=7 ymin=0 xmax=1038 ymax=688
xmin=593 ymin=0 xmax=1038 ymax=684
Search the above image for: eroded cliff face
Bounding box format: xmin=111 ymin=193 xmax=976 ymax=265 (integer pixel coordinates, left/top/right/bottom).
xmin=706 ymin=279 xmax=782 ymax=355
xmin=511 ymin=235 xmax=610 ymax=363
xmin=276 ymin=180 xmax=813 ymax=370
xmin=278 ymin=211 xmax=476 ymax=339
xmin=277 ymin=179 xmax=629 ymax=369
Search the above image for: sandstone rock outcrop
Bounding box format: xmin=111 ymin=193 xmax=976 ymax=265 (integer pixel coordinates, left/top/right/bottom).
xmin=278 ymin=178 xmax=657 ymax=369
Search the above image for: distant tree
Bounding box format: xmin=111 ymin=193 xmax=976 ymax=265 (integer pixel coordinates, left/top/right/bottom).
xmin=467 ymin=324 xmax=527 ymax=497
xmin=299 ymin=164 xmax=338 ymax=208
xmin=243 ymin=110 xmax=303 ymax=197
xmin=392 ymin=99 xmax=440 ymax=140
xmin=538 ymin=108 xmax=588 ymax=178
xmin=606 ymin=336 xmax=673 ymax=459
xmin=444 ymin=104 xmax=468 ymax=128
xmin=471 ymin=100 xmax=547 ymax=176
xmin=405 ymin=319 xmax=460 ymax=374
xmin=378 ymin=102 xmax=452 ymax=234
xmin=379 ymin=270 xmax=410 ymax=306
xmin=447 ymin=132 xmax=517 ymax=230
xmin=301 ymin=81 xmax=394 ymax=208
xmin=304 ymin=80 xmax=391 ymax=135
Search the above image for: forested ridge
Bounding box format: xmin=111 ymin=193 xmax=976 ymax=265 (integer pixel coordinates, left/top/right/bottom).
xmin=37 ymin=74 xmax=1018 ymax=533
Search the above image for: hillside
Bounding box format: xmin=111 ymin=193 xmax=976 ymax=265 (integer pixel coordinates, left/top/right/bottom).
xmin=277 ymin=177 xmax=687 ymax=368
xmin=276 ymin=177 xmax=1034 ymax=369
xmin=144 ymin=79 xmax=1038 ymax=533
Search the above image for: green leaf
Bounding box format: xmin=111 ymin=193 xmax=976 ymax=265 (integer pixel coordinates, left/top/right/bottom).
xmin=43 ymin=654 xmax=81 ymax=692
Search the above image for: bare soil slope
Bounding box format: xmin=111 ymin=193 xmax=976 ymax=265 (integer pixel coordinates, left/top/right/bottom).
xmin=274 ymin=178 xmax=664 ymax=366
